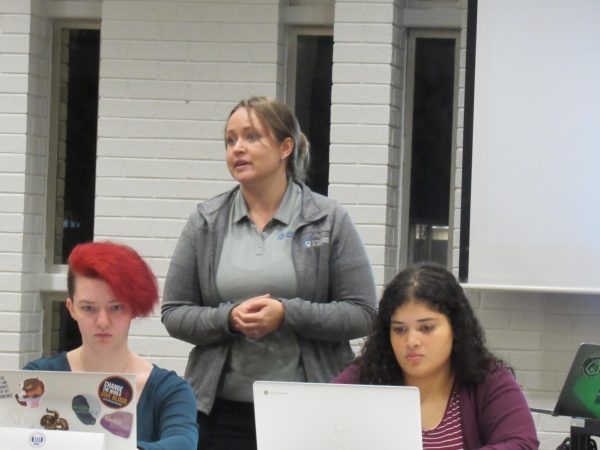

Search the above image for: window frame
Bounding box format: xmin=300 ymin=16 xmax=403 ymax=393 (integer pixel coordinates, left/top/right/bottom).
xmin=408 ymin=0 xmax=465 ymax=9
xmin=45 ymin=19 xmax=100 ymax=273
xmin=285 ymin=26 xmax=333 ymax=111
xmin=399 ymin=28 xmax=461 ymax=268
xmin=42 ymin=293 xmax=65 ymax=357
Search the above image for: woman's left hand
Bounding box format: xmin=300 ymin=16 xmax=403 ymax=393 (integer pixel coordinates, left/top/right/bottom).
xmin=230 ymin=295 xmax=285 ymax=339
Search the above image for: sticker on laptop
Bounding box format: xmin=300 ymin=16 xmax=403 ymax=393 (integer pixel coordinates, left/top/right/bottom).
xmin=28 ymin=431 xmax=47 ymax=448
xmin=101 ymin=411 xmax=134 ymax=438
xmin=72 ymin=393 xmax=102 ymax=425
xmin=14 ymin=377 xmax=45 ymax=408
xmin=98 ymin=376 xmax=133 ymax=409
xmin=40 ymin=408 xmax=69 ymax=430
xmin=582 ymin=355 xmax=600 ymax=377
xmin=0 ymin=376 xmax=12 ymax=399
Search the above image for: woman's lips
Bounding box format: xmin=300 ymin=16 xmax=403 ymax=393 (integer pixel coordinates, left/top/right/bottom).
xmin=406 ymin=353 xmax=423 ymax=362
xmin=95 ymin=333 xmax=112 ymax=338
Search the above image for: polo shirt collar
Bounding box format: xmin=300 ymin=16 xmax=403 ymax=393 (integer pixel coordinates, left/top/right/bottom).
xmin=232 ymin=180 xmax=299 ymax=226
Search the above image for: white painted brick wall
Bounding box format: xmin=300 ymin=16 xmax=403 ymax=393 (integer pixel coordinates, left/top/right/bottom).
xmin=466 ymin=288 xmax=600 ymax=448
xmin=94 ymin=0 xmax=285 ymax=365
xmin=331 ymin=0 xmax=401 ymax=291
xmin=2 ymin=1 xmax=599 ymax=447
xmin=0 ymin=0 xmax=50 ymax=369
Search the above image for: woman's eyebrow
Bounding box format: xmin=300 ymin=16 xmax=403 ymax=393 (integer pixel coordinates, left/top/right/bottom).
xmin=390 ymin=317 xmax=437 ymax=324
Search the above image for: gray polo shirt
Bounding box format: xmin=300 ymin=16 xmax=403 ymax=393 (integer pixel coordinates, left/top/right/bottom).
xmin=216 ymin=181 xmax=306 ymax=402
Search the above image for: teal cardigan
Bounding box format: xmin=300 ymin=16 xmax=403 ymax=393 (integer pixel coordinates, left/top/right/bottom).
xmin=24 ymin=352 xmax=198 ymax=450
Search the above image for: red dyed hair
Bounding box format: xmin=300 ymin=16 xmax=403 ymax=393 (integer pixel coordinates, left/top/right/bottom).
xmin=67 ymin=241 xmax=158 ymax=318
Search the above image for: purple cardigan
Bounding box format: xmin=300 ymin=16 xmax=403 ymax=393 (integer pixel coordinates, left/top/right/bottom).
xmin=332 ymin=365 xmax=539 ymax=450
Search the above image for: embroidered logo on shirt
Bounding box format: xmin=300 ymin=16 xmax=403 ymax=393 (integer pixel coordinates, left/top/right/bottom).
xmin=277 ymin=231 xmax=295 ymax=240
xmin=304 ymin=237 xmax=329 ymax=248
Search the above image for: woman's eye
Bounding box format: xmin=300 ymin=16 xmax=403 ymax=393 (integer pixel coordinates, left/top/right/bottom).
xmin=226 ymin=136 xmax=236 ymax=146
xmin=391 ymin=326 xmax=406 ymax=335
xmin=111 ymin=304 xmax=123 ymax=312
xmin=81 ymin=306 xmax=95 ymax=312
xmin=420 ymin=324 xmax=435 ymax=333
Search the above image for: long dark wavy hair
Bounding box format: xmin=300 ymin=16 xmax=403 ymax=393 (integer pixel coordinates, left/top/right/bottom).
xmin=357 ymin=262 xmax=506 ymax=386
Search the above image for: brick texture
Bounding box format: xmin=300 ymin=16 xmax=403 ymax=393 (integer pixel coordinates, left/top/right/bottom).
xmin=2 ymin=2 xmax=600 ymax=447
xmin=0 ymin=0 xmax=49 ymax=368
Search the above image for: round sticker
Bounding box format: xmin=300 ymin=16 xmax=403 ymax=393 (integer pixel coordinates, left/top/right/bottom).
xmin=28 ymin=431 xmax=46 ymax=448
xmin=98 ymin=376 xmax=133 ymax=409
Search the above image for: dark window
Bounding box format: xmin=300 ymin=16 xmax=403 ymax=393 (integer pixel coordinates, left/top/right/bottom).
xmin=49 ymin=28 xmax=99 ymax=353
xmin=293 ymin=35 xmax=333 ymax=196
xmin=55 ymin=29 xmax=100 ymax=264
xmin=58 ymin=303 xmax=81 ymax=353
xmin=408 ymin=37 xmax=456 ymax=266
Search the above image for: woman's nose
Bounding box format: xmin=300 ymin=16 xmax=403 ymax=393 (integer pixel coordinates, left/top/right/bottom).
xmin=406 ymin=329 xmax=421 ymax=348
xmin=233 ymin=138 xmax=245 ymax=153
xmin=96 ymin=309 xmax=110 ymax=329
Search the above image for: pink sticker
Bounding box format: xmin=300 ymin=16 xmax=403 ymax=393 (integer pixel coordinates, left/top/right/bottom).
xmin=100 ymin=411 xmax=133 ymax=438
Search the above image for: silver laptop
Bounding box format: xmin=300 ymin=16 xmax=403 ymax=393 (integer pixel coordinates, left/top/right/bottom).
xmin=0 ymin=426 xmax=105 ymax=450
xmin=0 ymin=369 xmax=137 ymax=450
xmin=253 ymin=381 xmax=423 ymax=450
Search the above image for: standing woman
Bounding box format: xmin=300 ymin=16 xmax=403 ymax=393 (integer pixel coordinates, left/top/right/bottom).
xmin=24 ymin=241 xmax=198 ymax=450
xmin=161 ymin=96 xmax=377 ymax=450
xmin=333 ymin=263 xmax=539 ymax=450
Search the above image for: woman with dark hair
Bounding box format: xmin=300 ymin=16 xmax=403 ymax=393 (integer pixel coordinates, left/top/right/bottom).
xmin=161 ymin=96 xmax=377 ymax=450
xmin=24 ymin=241 xmax=198 ymax=450
xmin=333 ymin=263 xmax=539 ymax=449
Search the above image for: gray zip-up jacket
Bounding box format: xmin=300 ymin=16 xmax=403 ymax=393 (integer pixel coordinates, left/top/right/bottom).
xmin=161 ymin=182 xmax=377 ymax=414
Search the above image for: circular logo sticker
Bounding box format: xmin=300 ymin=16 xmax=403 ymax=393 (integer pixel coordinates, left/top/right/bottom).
xmin=28 ymin=431 xmax=46 ymax=448
xmin=98 ymin=376 xmax=133 ymax=409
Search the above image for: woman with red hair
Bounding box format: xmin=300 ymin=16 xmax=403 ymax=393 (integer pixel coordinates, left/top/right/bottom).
xmin=24 ymin=241 xmax=198 ymax=450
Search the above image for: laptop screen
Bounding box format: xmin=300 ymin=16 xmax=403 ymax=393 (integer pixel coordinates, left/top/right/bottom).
xmin=253 ymin=381 xmax=423 ymax=450
xmin=0 ymin=369 xmax=137 ymax=450
xmin=554 ymin=343 xmax=600 ymax=419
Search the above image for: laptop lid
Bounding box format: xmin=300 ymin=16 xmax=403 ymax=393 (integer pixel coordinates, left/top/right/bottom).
xmin=553 ymin=343 xmax=600 ymax=419
xmin=253 ymin=381 xmax=423 ymax=450
xmin=0 ymin=426 xmax=105 ymax=450
xmin=0 ymin=369 xmax=137 ymax=450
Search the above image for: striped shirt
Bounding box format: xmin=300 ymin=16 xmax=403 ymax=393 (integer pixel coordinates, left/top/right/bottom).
xmin=422 ymin=384 xmax=464 ymax=450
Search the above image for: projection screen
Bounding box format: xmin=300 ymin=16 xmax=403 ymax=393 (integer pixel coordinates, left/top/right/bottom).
xmin=466 ymin=0 xmax=600 ymax=292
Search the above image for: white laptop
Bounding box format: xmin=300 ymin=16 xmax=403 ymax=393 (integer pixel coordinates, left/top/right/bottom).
xmin=253 ymin=381 xmax=423 ymax=450
xmin=0 ymin=426 xmax=105 ymax=450
xmin=0 ymin=369 xmax=137 ymax=450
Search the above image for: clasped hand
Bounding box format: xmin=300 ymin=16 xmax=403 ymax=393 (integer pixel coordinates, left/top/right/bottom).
xmin=229 ymin=295 xmax=285 ymax=340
